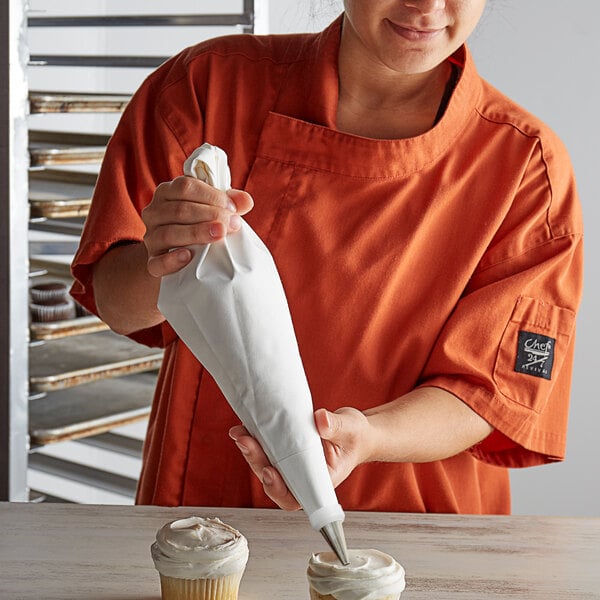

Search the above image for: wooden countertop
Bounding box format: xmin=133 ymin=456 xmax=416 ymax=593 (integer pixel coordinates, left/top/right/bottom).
xmin=1 ymin=502 xmax=598 ymax=599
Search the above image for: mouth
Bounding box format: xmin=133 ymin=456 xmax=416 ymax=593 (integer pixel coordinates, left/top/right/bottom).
xmin=387 ymin=20 xmax=446 ymax=42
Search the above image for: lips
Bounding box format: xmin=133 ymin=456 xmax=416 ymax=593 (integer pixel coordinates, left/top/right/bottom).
xmin=387 ymin=20 xmax=445 ymax=41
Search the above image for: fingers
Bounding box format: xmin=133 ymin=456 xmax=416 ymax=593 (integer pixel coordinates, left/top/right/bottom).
xmin=229 ymin=426 xmax=301 ymax=511
xmin=261 ymin=467 xmax=301 ymax=511
xmin=161 ymin=176 xmax=235 ymax=211
xmin=142 ymin=177 xmax=254 ymax=277
xmin=229 ymin=408 xmax=369 ymax=510
xmin=144 ymin=178 xmax=236 ymax=244
xmin=228 ymin=426 xmax=266 ymax=481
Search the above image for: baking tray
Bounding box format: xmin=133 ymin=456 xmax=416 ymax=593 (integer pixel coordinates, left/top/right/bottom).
xmin=29 ymin=130 xmax=110 ymax=167
xmin=28 ymin=273 xmax=107 ymax=341
xmin=29 ymin=218 xmax=85 ymax=257
xmin=28 ymin=372 xmax=155 ymax=446
xmin=29 ymin=168 xmax=98 ymax=186
xmin=29 ymin=169 xmax=96 ymax=218
xmin=28 ymin=272 xmax=108 ymax=340
xmin=29 ymin=91 xmax=130 ymax=114
xmin=29 ymin=329 xmax=164 ymax=392
xmin=30 ymin=256 xmax=74 ymax=279
xmin=30 ymin=314 xmax=109 ymax=341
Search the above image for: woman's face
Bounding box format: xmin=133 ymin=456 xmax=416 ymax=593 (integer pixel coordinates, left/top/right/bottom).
xmin=342 ymin=0 xmax=487 ymax=74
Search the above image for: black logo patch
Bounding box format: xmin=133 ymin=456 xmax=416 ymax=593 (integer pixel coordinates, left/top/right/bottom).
xmin=515 ymin=330 xmax=555 ymax=380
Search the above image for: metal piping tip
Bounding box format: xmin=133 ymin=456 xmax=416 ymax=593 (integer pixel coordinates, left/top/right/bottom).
xmin=320 ymin=520 xmax=350 ymax=565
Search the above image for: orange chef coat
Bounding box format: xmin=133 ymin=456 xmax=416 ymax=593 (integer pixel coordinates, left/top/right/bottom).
xmin=71 ymin=16 xmax=583 ymax=514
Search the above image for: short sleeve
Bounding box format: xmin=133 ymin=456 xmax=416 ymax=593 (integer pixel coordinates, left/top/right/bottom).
xmin=70 ymin=54 xmax=202 ymax=348
xmin=418 ymin=136 xmax=584 ymax=468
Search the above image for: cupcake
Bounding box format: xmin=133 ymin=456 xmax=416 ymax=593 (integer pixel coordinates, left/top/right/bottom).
xmin=307 ymin=549 xmax=405 ymax=600
xmin=151 ymin=516 xmax=249 ymax=600
xmin=30 ymin=299 xmax=76 ymax=322
xmin=30 ymin=281 xmax=70 ymax=303
xmin=30 ymin=281 xmax=76 ymax=322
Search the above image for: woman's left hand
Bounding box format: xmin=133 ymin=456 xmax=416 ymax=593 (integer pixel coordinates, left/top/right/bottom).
xmin=229 ymin=407 xmax=372 ymax=511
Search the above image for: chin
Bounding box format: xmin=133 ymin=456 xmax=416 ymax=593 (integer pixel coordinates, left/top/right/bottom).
xmin=385 ymin=52 xmax=447 ymax=76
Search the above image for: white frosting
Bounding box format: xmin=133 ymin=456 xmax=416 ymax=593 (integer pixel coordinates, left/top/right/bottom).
xmin=151 ymin=516 xmax=249 ymax=579
xmin=307 ymin=549 xmax=405 ymax=600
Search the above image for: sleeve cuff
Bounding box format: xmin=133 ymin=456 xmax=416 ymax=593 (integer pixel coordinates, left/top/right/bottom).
xmin=417 ymin=377 xmax=567 ymax=468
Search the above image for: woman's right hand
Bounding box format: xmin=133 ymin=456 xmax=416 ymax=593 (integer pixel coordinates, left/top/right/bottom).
xmin=141 ymin=176 xmax=254 ymax=278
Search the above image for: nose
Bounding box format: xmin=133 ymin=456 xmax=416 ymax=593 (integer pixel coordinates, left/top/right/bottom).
xmin=404 ymin=0 xmax=446 ymax=14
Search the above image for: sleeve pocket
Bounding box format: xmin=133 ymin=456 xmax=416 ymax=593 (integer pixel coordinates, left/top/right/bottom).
xmin=493 ymin=295 xmax=575 ymax=413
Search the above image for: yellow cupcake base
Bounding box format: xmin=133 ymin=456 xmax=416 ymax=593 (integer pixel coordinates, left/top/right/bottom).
xmin=159 ymin=572 xmax=243 ymax=600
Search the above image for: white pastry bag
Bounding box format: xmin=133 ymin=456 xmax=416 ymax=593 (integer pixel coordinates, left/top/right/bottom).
xmin=158 ymin=144 xmax=348 ymax=561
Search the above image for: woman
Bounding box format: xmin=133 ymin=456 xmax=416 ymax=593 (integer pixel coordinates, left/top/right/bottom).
xmin=71 ymin=1 xmax=583 ymax=514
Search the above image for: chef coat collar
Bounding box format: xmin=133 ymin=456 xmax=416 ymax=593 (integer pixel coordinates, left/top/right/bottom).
xmin=268 ymin=14 xmax=484 ymax=178
xmin=271 ymin=14 xmax=343 ymax=129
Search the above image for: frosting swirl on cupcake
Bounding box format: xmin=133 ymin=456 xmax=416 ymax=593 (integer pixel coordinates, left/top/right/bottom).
xmin=307 ymin=549 xmax=405 ymax=600
xmin=151 ymin=516 xmax=249 ymax=579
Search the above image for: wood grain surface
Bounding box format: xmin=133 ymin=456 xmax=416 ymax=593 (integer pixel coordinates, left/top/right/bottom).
xmin=0 ymin=503 xmax=598 ymax=599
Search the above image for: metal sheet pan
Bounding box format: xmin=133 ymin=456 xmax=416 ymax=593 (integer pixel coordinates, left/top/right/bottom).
xmin=29 ymin=147 xmax=106 ymax=167
xmin=29 ymin=218 xmax=86 ymax=239
xmin=29 ymin=130 xmax=110 ymax=167
xmin=29 ymin=372 xmax=155 ymax=445
xmin=30 ymin=199 xmax=91 ymax=219
xmin=30 ymin=256 xmax=74 ymax=279
xmin=29 ymin=168 xmax=98 ymax=187
xmin=29 ymin=91 xmax=130 ymax=114
xmin=29 ymin=130 xmax=112 ymax=146
xmin=29 ymin=172 xmax=95 ymax=218
xmin=30 ymin=314 xmax=109 ymax=341
xmin=28 ymin=273 xmax=107 ymax=340
xmin=29 ymin=329 xmax=164 ymax=392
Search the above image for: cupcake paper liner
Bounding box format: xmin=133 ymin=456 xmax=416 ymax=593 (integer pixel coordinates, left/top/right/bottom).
xmin=30 ymin=282 xmax=70 ymax=303
xmin=30 ymin=299 xmax=76 ymax=323
xmin=158 ymin=572 xmax=243 ymax=600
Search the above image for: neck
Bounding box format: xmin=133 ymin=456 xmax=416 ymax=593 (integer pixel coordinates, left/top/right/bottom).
xmin=336 ymin=19 xmax=452 ymax=139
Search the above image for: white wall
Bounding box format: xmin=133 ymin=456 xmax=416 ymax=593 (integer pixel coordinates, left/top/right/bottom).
xmin=269 ymin=2 xmax=599 ymax=517
xmin=269 ymin=0 xmax=343 ymax=33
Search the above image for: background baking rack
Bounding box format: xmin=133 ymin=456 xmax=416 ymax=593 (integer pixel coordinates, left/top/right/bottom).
xmin=1 ymin=0 xmax=268 ymax=504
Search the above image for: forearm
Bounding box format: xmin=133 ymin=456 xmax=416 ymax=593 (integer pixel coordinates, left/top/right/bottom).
xmin=92 ymin=241 xmax=165 ymax=335
xmin=363 ymin=386 xmax=493 ymax=463
xmin=230 ymin=385 xmax=495 ymax=508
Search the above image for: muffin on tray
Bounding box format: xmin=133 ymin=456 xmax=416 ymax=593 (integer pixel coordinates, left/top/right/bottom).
xmin=30 ymin=281 xmax=70 ymax=304
xmin=29 ymin=281 xmax=76 ymax=322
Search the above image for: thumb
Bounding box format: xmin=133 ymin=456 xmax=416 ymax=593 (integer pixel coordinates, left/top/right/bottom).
xmin=226 ymin=189 xmax=254 ymax=216
xmin=315 ymin=408 xmax=342 ymax=441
